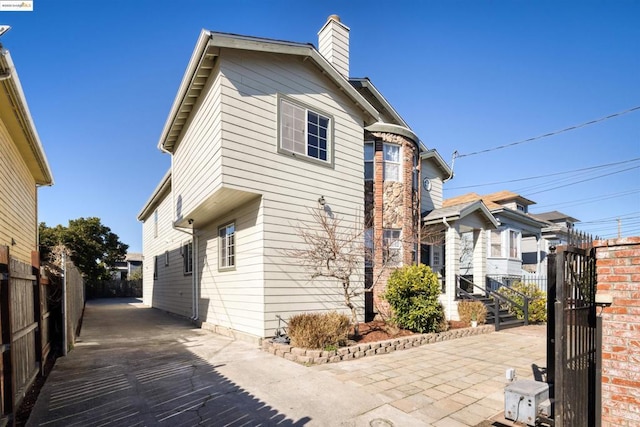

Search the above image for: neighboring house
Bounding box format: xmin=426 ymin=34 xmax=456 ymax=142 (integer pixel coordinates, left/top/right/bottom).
xmin=424 ymin=191 xmax=549 ymax=319
xmin=111 ymin=252 xmax=143 ymax=280
xmin=523 ymin=210 xmax=579 ymax=274
xmin=138 ymin=16 xmax=451 ymax=340
xmin=0 ymin=42 xmax=53 ymax=264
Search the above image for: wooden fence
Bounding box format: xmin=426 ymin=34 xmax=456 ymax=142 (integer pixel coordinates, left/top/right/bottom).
xmin=0 ymin=246 xmax=84 ymax=424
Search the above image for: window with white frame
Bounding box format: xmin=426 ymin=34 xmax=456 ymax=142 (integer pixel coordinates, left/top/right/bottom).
xmin=280 ymin=98 xmax=331 ymax=163
xmin=490 ymin=230 xmax=502 ymax=257
xmin=183 ymin=242 xmax=193 ymax=275
xmin=364 ymin=142 xmax=374 ymax=180
xmin=383 ymin=229 xmax=402 ymax=264
xmin=383 ymin=143 xmax=401 ymax=182
xmin=219 ymin=222 xmax=235 ymax=270
xmin=508 ymin=230 xmax=519 ymax=258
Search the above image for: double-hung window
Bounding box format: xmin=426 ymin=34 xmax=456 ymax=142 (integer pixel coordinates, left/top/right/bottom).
xmin=219 ymin=222 xmax=235 ymax=270
xmin=383 ymin=144 xmax=401 ymax=181
xmin=280 ymin=98 xmax=331 ymax=163
xmin=508 ymin=230 xmax=519 ymax=258
xmin=383 ymin=229 xmax=402 ymax=264
xmin=364 ymin=142 xmax=374 ymax=180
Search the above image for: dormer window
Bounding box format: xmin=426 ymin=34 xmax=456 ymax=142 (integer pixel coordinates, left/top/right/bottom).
xmin=516 ymin=203 xmax=526 ymax=213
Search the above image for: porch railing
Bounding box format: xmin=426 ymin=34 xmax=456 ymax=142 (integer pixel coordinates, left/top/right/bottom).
xmin=456 ymin=275 xmax=529 ymax=331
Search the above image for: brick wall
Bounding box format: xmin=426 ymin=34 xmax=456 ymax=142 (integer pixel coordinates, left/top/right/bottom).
xmin=595 ymin=236 xmax=640 ymax=427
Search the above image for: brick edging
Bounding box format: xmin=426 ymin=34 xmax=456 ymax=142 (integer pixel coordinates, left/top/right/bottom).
xmin=261 ymin=325 xmax=494 ymax=365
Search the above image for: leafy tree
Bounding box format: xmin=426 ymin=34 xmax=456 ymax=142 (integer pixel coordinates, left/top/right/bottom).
xmin=383 ymin=264 xmax=445 ymax=333
xmin=39 ymin=217 xmax=128 ymax=285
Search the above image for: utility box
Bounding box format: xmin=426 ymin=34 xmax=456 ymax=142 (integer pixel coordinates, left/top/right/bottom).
xmin=504 ymin=380 xmax=550 ymax=426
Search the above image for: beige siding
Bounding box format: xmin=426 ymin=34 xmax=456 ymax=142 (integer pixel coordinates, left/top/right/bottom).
xmin=421 ymin=159 xmax=444 ymax=212
xmin=197 ymin=197 xmax=265 ymax=337
xmin=172 ymin=64 xmax=224 ymax=221
xmin=140 ymin=187 xmax=193 ymax=318
xmin=0 ymin=118 xmax=37 ymax=263
xmin=219 ymin=51 xmax=365 ymax=334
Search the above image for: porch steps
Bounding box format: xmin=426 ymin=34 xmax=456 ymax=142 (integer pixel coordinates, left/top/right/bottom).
xmin=460 ymin=295 xmax=526 ymax=330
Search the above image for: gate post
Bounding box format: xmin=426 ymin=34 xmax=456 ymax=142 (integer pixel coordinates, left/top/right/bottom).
xmin=546 ymin=247 xmax=556 ymax=390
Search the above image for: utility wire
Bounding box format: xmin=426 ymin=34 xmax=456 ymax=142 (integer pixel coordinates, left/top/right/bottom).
xmin=532 ymin=189 xmax=640 ymax=210
xmin=447 ymin=158 xmax=640 ymax=190
xmin=456 ymin=106 xmax=640 ymax=158
xmin=523 ymin=165 xmax=639 ymax=196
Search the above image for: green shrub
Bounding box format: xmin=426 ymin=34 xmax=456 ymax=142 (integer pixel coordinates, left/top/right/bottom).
xmin=287 ymin=311 xmax=350 ymax=349
xmin=383 ymin=264 xmax=446 ymax=333
xmin=457 ymin=300 xmax=487 ymax=325
xmin=499 ymin=282 xmax=547 ymax=323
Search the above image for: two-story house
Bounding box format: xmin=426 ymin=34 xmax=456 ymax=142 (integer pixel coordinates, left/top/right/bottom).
xmin=138 ymin=16 xmax=452 ymax=340
xmin=0 ymin=42 xmax=53 ymax=264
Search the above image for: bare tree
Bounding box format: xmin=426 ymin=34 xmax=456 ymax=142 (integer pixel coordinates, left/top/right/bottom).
xmin=284 ymin=207 xmax=366 ymax=336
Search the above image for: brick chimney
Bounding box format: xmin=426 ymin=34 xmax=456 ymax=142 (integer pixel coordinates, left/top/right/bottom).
xmin=318 ymin=14 xmax=350 ymax=78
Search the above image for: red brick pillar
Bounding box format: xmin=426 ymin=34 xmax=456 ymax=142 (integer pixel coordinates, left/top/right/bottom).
xmin=595 ymin=237 xmax=640 ymax=427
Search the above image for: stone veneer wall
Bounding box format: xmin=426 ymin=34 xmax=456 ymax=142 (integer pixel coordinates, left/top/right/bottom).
xmin=366 ymin=132 xmax=419 ymax=319
xmin=262 ymin=325 xmax=493 ymax=365
xmin=594 ymin=237 xmax=640 ymax=427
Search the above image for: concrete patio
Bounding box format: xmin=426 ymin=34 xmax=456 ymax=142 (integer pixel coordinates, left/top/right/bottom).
xmin=27 ymin=299 xmax=546 ymax=426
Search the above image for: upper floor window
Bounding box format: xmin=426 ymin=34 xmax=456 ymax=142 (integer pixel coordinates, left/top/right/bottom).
xmin=383 ymin=144 xmax=401 ymax=182
xmin=364 ymin=142 xmax=374 ymax=181
xmin=280 ymin=98 xmax=331 ymax=163
xmin=219 ymin=222 xmax=236 ymax=270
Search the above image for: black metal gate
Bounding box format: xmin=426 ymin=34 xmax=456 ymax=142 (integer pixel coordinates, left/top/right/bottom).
xmin=547 ymin=231 xmax=600 ymax=427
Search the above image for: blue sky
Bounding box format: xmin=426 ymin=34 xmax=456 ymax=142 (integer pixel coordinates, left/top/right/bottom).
xmin=2 ymin=0 xmax=638 ymax=252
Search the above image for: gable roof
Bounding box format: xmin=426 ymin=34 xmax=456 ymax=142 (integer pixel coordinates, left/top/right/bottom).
xmin=0 ymin=49 xmax=53 ymax=185
xmin=158 ymin=30 xmax=381 ymax=153
xmin=423 ymin=200 xmax=499 ymax=229
xmin=444 ymin=191 xmax=536 ymax=211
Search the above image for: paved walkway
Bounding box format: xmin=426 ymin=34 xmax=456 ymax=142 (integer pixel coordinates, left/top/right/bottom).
xmin=27 ymin=299 xmax=546 ymax=426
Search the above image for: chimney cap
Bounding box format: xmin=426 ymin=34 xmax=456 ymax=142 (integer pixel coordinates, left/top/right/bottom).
xmin=328 ymin=14 xmax=341 ymax=23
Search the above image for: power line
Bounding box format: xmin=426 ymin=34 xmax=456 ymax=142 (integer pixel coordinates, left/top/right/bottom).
xmin=521 ymin=165 xmax=639 ymax=196
xmin=532 ymin=188 xmax=640 ymax=210
xmin=456 ymin=105 xmax=640 ymax=158
xmin=447 ymin=157 xmax=640 ymax=190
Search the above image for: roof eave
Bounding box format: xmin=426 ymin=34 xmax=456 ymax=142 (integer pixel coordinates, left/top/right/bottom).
xmin=137 ymin=170 xmax=172 ymax=221
xmin=158 ymin=31 xmax=381 ymax=153
xmin=420 ymin=149 xmax=453 ymax=178
xmin=0 ymin=50 xmax=53 ymax=185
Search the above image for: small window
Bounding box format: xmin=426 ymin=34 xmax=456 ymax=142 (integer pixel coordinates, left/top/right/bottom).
xmin=183 ymin=242 xmax=193 ymax=275
xmin=490 ymin=230 xmax=502 ymax=257
xmin=280 ymin=98 xmax=331 ymax=163
xmin=219 ymin=222 xmax=235 ymax=270
xmin=153 ymin=256 xmax=158 ymax=280
xmin=383 ymin=144 xmax=401 ymax=182
xmin=364 ymin=142 xmax=374 ymax=181
xmin=509 ymin=230 xmax=519 ymax=258
xmin=383 ymin=229 xmax=402 ymax=264
xmin=164 ymin=250 xmax=169 ymax=266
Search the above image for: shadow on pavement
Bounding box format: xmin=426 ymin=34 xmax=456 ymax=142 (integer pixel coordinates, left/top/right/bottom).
xmin=27 ymin=299 xmax=311 ymax=426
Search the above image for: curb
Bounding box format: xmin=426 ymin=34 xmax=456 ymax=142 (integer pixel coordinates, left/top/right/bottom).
xmin=261 ymin=325 xmax=494 ymax=365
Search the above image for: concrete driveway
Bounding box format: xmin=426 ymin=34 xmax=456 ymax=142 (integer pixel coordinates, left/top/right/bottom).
xmin=27 ymin=299 xmax=546 ymax=426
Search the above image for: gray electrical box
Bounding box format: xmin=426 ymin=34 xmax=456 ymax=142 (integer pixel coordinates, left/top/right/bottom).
xmin=504 ymin=380 xmax=550 ymax=426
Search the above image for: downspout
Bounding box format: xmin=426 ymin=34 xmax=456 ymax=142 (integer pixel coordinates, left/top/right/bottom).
xmin=443 ymin=150 xmax=458 ymax=184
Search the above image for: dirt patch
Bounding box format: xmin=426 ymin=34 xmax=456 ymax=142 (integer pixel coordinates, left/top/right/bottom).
xmin=350 ymin=320 xmax=470 ymax=344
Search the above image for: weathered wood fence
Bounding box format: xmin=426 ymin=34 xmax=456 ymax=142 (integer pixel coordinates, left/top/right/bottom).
xmin=0 ymin=245 xmax=84 ymax=424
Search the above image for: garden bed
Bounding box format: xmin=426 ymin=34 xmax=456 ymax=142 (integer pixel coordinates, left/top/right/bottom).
xmin=262 ymin=321 xmax=494 ymax=365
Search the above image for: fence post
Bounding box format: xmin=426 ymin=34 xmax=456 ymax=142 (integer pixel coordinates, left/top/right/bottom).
xmin=0 ymin=246 xmax=12 ymax=420
xmin=524 ymin=296 xmax=529 ymax=326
